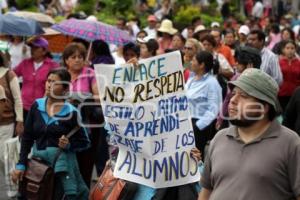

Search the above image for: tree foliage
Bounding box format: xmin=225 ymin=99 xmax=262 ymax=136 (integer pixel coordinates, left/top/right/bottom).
xmin=16 ymin=0 xmax=35 ymax=9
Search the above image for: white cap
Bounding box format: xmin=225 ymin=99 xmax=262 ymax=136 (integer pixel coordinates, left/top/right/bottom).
xmin=86 ymin=15 xmax=97 ymax=22
xmin=239 ymin=25 xmax=250 ymax=36
xmin=211 ymin=22 xmax=220 ymax=28
xmin=194 ymin=25 xmax=206 ymax=34
xmin=136 ymin=35 xmax=155 ymax=43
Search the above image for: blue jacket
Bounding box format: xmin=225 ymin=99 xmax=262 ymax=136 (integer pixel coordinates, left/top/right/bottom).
xmin=32 ymin=145 xmax=88 ymax=197
xmin=17 ymin=97 xmax=90 ymax=169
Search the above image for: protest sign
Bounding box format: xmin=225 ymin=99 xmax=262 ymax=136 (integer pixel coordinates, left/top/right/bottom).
xmin=94 ymin=51 xmax=200 ymax=188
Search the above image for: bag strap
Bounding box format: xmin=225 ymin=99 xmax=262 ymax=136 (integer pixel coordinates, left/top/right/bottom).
xmin=4 ymin=70 xmax=14 ymax=104
xmin=52 ymin=125 xmax=81 ymax=168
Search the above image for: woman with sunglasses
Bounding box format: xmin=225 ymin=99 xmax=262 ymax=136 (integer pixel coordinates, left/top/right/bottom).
xmin=183 ymin=38 xmax=202 ymax=81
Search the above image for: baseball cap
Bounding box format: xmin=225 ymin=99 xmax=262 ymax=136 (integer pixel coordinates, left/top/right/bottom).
xmin=229 ymin=68 xmax=281 ymax=113
xmin=147 ymin=15 xmax=157 ymax=22
xmin=136 ymin=35 xmax=155 ymax=43
xmin=211 ymin=22 xmax=220 ymax=28
xmin=238 ymin=25 xmax=250 ymax=36
xmin=27 ymin=36 xmax=49 ymax=49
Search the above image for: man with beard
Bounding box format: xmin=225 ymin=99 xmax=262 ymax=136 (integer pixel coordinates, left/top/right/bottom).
xmin=198 ymin=68 xmax=300 ymax=200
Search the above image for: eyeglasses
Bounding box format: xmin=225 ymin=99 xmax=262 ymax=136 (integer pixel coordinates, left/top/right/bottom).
xmin=184 ymin=46 xmax=193 ymax=50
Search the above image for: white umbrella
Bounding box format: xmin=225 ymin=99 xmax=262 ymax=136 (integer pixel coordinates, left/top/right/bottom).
xmin=7 ymin=11 xmax=55 ymax=27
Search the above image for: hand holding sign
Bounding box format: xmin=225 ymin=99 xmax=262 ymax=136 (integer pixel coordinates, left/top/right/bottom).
xmin=94 ymin=51 xmax=200 ymax=188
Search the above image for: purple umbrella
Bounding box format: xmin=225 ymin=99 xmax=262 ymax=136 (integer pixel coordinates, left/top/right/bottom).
xmin=51 ymin=18 xmax=132 ymax=45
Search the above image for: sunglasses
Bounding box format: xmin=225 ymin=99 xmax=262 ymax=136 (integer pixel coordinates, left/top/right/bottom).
xmin=184 ymin=46 xmax=193 ymax=50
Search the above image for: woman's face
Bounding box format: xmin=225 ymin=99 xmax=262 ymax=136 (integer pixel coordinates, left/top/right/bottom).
xmin=45 ymin=74 xmax=67 ymax=99
xmin=202 ymin=40 xmax=214 ymax=53
xmin=137 ymin=32 xmax=147 ymax=40
xmin=282 ymin=43 xmax=296 ymax=59
xmin=30 ymin=46 xmax=46 ymax=61
xmin=187 ymin=28 xmax=194 ymax=38
xmin=282 ymin=30 xmax=291 ymax=41
xmin=65 ymin=50 xmax=85 ymax=71
xmin=172 ymin=35 xmax=184 ymax=50
xmin=184 ymin=41 xmax=197 ymax=57
xmin=13 ymin=36 xmax=22 ymax=44
xmin=225 ymin=33 xmax=235 ymax=46
xmin=191 ymin=56 xmax=201 ymax=73
xmin=123 ymin=49 xmax=138 ymax=62
xmin=140 ymin=43 xmax=150 ymax=59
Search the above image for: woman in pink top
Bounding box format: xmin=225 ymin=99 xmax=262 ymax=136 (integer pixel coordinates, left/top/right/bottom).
xmin=62 ymin=43 xmax=98 ymax=95
xmin=62 ymin=42 xmax=99 ymax=188
xmin=14 ymin=37 xmax=59 ymax=120
xmin=157 ymin=19 xmax=178 ymax=54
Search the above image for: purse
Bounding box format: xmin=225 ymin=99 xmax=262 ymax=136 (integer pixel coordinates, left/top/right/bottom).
xmin=19 ymin=126 xmax=81 ymax=200
xmin=89 ymin=161 xmax=138 ymax=200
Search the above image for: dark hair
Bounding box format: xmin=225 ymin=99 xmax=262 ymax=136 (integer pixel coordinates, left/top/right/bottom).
xmin=123 ymin=42 xmax=140 ymax=57
xmin=173 ymin=33 xmax=186 ymax=44
xmin=0 ymin=52 xmax=8 ymax=68
xmin=191 ymin=16 xmax=201 ymax=26
xmin=92 ymin=40 xmax=113 ymax=57
xmin=200 ymin=34 xmax=217 ymax=47
xmin=281 ymin=27 xmax=295 ymax=41
xmin=224 ymin=28 xmax=236 ymax=37
xmin=280 ymin=39 xmax=297 ymax=53
xmin=67 ymin=12 xmax=87 ymax=20
xmin=195 ymin=51 xmax=214 ymax=73
xmin=250 ymin=29 xmax=266 ymax=43
xmin=62 ymin=43 xmax=87 ymax=67
xmin=47 ymin=68 xmax=71 ymax=89
xmin=258 ymin=100 xmax=281 ymax=121
xmin=137 ymin=30 xmax=148 ymax=38
xmin=145 ymin=39 xmax=159 ymax=56
xmin=117 ymin=17 xmax=127 ymax=26
xmin=235 ymin=46 xmax=262 ymax=68
xmin=270 ymin=23 xmax=280 ymax=34
xmin=211 ymin=29 xmax=222 ymax=37
xmin=72 ymin=38 xmax=90 ymax=50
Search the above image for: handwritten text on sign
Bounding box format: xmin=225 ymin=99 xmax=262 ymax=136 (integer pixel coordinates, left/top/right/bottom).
xmin=94 ymin=51 xmax=200 ymax=188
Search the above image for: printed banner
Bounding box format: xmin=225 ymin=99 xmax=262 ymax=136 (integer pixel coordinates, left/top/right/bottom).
xmin=94 ymin=51 xmax=200 ymax=188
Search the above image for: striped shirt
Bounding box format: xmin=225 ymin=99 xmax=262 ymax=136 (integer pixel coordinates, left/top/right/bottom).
xmin=260 ymin=47 xmax=283 ymax=86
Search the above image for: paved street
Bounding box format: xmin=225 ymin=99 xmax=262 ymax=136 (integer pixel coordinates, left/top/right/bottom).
xmin=0 ymin=172 xmax=8 ymax=200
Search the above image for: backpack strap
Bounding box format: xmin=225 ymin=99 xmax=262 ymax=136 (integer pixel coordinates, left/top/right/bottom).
xmin=4 ymin=70 xmax=13 ymax=97
xmin=52 ymin=125 xmax=81 ymax=168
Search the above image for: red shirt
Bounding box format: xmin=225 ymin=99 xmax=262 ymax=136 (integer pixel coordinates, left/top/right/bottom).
xmin=279 ymin=57 xmax=300 ymax=97
xmin=217 ymin=44 xmax=235 ymax=66
xmin=184 ymin=69 xmax=190 ymax=82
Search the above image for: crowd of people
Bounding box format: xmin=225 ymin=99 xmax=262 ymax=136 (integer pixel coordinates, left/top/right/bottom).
xmin=0 ymin=0 xmax=299 ymax=199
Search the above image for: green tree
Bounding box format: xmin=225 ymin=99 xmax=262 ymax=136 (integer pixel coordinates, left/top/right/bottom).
xmin=76 ymin=0 xmax=97 ymax=15
xmin=16 ymin=0 xmax=35 ymax=9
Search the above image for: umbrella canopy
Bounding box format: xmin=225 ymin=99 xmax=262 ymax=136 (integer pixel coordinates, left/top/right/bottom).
xmin=0 ymin=14 xmax=44 ymax=36
xmin=7 ymin=11 xmax=55 ymax=27
xmin=51 ymin=18 xmax=132 ymax=45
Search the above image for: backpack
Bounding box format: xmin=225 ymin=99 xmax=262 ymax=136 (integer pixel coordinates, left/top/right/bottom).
xmin=0 ymin=70 xmax=15 ymax=124
xmin=89 ymin=161 xmax=138 ymax=200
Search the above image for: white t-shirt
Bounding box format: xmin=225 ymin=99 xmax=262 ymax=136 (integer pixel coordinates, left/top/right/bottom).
xmin=34 ymin=61 xmax=43 ymax=71
xmin=112 ymin=51 xmax=125 ymax=66
xmin=9 ymin=42 xmax=30 ymax=69
xmin=252 ymin=1 xmax=264 ymax=18
xmin=144 ymin=26 xmax=157 ymax=39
